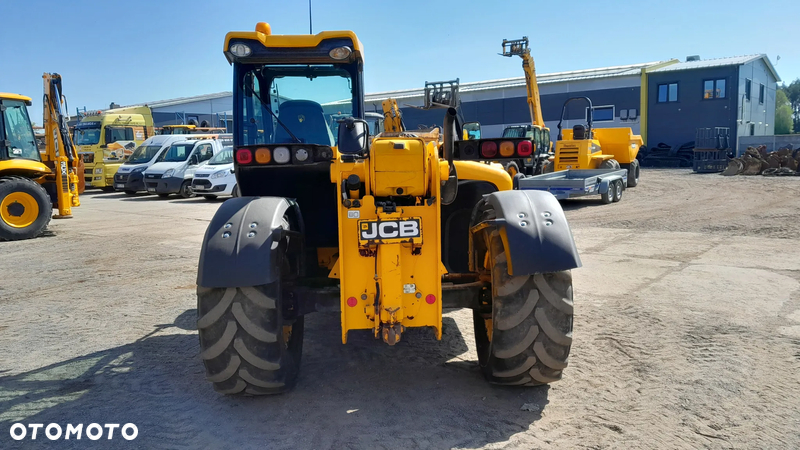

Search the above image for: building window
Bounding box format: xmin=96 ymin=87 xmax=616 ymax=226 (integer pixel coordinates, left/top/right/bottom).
xmin=657 ymin=83 xmax=678 ymax=103
xmin=587 ymin=106 xmax=615 ymax=122
xmin=750 ymin=123 xmax=755 ymax=136
xmin=745 ymin=79 xmax=751 ymax=101
xmin=703 ymin=79 xmax=726 ymax=99
xmin=759 ymin=83 xmax=765 ymax=104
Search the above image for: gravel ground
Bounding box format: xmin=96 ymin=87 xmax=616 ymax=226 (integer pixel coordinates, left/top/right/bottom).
xmin=1 ymin=169 xmax=799 ymax=449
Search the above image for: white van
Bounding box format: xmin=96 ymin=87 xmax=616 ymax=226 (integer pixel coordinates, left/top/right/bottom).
xmin=191 ymin=147 xmax=238 ymax=199
xmin=114 ymin=134 xmax=230 ymax=195
xmin=143 ymin=139 xmax=227 ymax=198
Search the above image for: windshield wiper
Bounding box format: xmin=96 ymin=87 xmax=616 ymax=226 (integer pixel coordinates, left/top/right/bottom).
xmin=249 ymin=85 xmax=301 ymax=143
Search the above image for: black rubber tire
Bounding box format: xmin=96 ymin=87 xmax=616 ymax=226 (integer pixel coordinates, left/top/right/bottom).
xmin=101 ymin=186 xmax=115 ymax=193
xmin=473 ymin=231 xmax=573 ymax=386
xmin=626 ymin=159 xmax=640 ymax=187
xmin=196 ymin=220 xmax=303 ymax=395
xmin=0 ymin=176 xmax=52 ymax=241
xmin=203 ymin=195 xmax=218 ymax=200
xmin=612 ymin=180 xmax=623 ymax=202
xmin=232 ymin=185 xmax=240 ymax=198
xmin=601 ymin=185 xmax=613 ymax=204
xmin=157 ymin=193 xmax=170 ymax=198
xmin=599 ymin=159 xmax=619 ymax=170
xmin=180 ymin=180 xmax=195 ymax=199
xmin=124 ymin=190 xmax=137 ymax=195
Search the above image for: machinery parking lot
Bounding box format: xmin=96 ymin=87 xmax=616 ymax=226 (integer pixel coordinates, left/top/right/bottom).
xmin=1 ymin=169 xmax=798 ymax=449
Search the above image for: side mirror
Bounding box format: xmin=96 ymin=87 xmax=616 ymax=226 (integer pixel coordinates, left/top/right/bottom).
xmin=189 ymin=154 xmax=199 ymax=165
xmin=338 ymin=117 xmax=369 ymax=155
xmin=463 ymin=122 xmax=481 ymax=140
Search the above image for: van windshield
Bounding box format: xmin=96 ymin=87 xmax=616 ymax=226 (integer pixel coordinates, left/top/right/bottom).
xmin=126 ymin=145 xmax=162 ymax=164
xmin=207 ymin=148 xmax=233 ymax=165
xmin=157 ymin=143 xmax=194 ymax=162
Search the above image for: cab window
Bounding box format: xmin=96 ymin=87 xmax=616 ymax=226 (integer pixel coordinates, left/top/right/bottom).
xmin=196 ymin=143 xmax=214 ymax=162
xmin=1 ymin=100 xmax=40 ymax=161
xmin=106 ymin=127 xmax=134 ymax=144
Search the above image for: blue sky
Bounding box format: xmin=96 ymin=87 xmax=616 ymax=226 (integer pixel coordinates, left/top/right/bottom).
xmin=2 ymin=0 xmax=796 ymax=122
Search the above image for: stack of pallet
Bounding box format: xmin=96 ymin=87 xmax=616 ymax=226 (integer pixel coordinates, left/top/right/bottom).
xmin=721 ymin=145 xmax=800 ymax=176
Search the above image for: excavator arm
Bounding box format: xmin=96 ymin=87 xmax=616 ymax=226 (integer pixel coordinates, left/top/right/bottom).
xmin=502 ymin=37 xmax=544 ymax=128
xmin=42 ymin=73 xmax=80 ymax=217
xmin=381 ymin=98 xmax=405 ymax=133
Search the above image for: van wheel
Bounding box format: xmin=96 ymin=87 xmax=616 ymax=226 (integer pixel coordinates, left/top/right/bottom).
xmin=180 ymin=180 xmax=195 ymax=199
xmin=124 ymin=190 xmax=137 ymax=195
xmin=232 ymin=185 xmax=240 ymax=198
xmin=204 ymin=195 xmax=217 ymax=200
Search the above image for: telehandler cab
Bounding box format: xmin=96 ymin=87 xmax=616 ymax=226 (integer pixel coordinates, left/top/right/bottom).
xmin=0 ymin=74 xmax=80 ymax=240
xmin=196 ymin=23 xmax=581 ymax=395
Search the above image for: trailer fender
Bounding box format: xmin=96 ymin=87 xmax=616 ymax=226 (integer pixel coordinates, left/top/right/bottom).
xmin=197 ymin=197 xmax=294 ymax=288
xmin=474 ymin=190 xmax=581 ymax=275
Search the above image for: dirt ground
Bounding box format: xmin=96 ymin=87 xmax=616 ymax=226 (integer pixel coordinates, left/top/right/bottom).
xmin=1 ymin=169 xmax=799 ymax=449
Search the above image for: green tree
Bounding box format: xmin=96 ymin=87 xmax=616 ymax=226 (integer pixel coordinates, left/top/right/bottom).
xmin=782 ymin=79 xmax=800 ymax=132
xmin=775 ymin=90 xmax=793 ymax=134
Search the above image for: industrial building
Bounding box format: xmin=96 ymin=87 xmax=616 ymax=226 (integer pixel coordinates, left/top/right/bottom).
xmin=110 ymin=53 xmax=779 ymax=151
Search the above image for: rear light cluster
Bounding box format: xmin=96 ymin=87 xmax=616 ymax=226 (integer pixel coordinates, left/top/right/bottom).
xmin=456 ymin=138 xmax=534 ymax=160
xmin=235 ymin=145 xmax=333 ymax=166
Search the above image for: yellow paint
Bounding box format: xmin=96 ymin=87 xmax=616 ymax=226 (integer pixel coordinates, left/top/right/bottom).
xmin=452 ymin=160 xmax=513 ymax=191
xmin=0 ymin=159 xmax=50 ymax=176
xmin=639 ymin=59 xmax=679 ymax=147
xmin=42 ymin=73 xmax=80 ymax=217
xmin=76 ymin=106 xmax=155 ymax=188
xmin=0 ymin=93 xmax=32 ymax=104
xmin=554 ymin=128 xmax=643 ymax=171
xmin=1 ymin=191 xmax=39 ymax=228
xmin=224 ymin=25 xmax=363 ymax=61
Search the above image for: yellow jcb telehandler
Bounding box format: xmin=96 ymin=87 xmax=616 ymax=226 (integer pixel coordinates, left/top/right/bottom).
xmin=0 ymin=74 xmax=80 ymax=240
xmin=195 ymin=23 xmax=580 ymax=395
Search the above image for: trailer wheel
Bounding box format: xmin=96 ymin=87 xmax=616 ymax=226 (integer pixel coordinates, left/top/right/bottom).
xmin=626 ymin=160 xmax=640 ymax=187
xmin=601 ymin=185 xmax=613 ymax=204
xmin=612 ymin=180 xmax=623 ymax=202
xmin=473 ymin=230 xmax=573 ymax=386
xmin=197 ymin=219 xmax=303 ymax=395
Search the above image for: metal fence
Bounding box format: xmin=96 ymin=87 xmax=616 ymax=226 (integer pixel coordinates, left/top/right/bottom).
xmin=737 ymin=135 xmax=800 ymax=157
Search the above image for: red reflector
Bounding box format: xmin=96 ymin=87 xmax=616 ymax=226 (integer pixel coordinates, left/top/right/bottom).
xmin=347 ymin=297 xmax=358 ymax=307
xmin=425 ymin=294 xmax=436 ymax=304
xmin=517 ymin=140 xmax=533 ymax=157
xmin=481 ymin=141 xmax=497 ymax=158
xmin=236 ymin=148 xmax=253 ymax=164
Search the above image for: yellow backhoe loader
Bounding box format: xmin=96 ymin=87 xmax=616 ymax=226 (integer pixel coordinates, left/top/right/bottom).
xmin=0 ymin=74 xmax=80 ymax=240
xmin=195 ymin=23 xmax=580 ymax=395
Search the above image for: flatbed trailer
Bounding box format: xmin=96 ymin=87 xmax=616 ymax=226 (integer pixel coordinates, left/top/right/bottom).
xmin=515 ymin=168 xmax=628 ymax=204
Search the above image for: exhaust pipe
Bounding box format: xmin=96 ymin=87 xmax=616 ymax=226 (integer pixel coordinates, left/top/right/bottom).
xmin=441 ymin=107 xmax=458 ymax=205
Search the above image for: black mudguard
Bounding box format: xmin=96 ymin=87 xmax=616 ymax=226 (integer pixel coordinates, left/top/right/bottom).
xmin=474 ymin=190 xmax=581 ymax=275
xmin=197 ymin=197 xmax=292 ymax=288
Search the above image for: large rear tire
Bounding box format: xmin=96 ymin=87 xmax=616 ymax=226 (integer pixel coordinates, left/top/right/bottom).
xmin=474 ymin=231 xmax=573 ymax=385
xmin=626 ymin=159 xmax=640 ymax=187
xmin=197 ymin=219 xmax=303 ymax=395
xmin=0 ymin=176 xmax=52 ymax=241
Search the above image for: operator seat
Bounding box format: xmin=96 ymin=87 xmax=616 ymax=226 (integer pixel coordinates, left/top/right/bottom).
xmin=573 ymin=124 xmax=588 ymax=140
xmin=274 ymin=100 xmax=334 ymax=145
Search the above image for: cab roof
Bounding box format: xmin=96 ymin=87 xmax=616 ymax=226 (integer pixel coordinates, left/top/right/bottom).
xmin=223 ymin=22 xmax=363 ymax=64
xmin=0 ymin=93 xmax=33 ymax=104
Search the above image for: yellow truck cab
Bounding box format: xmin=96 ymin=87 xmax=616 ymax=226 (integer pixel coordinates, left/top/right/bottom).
xmin=75 ymin=106 xmax=154 ymax=188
